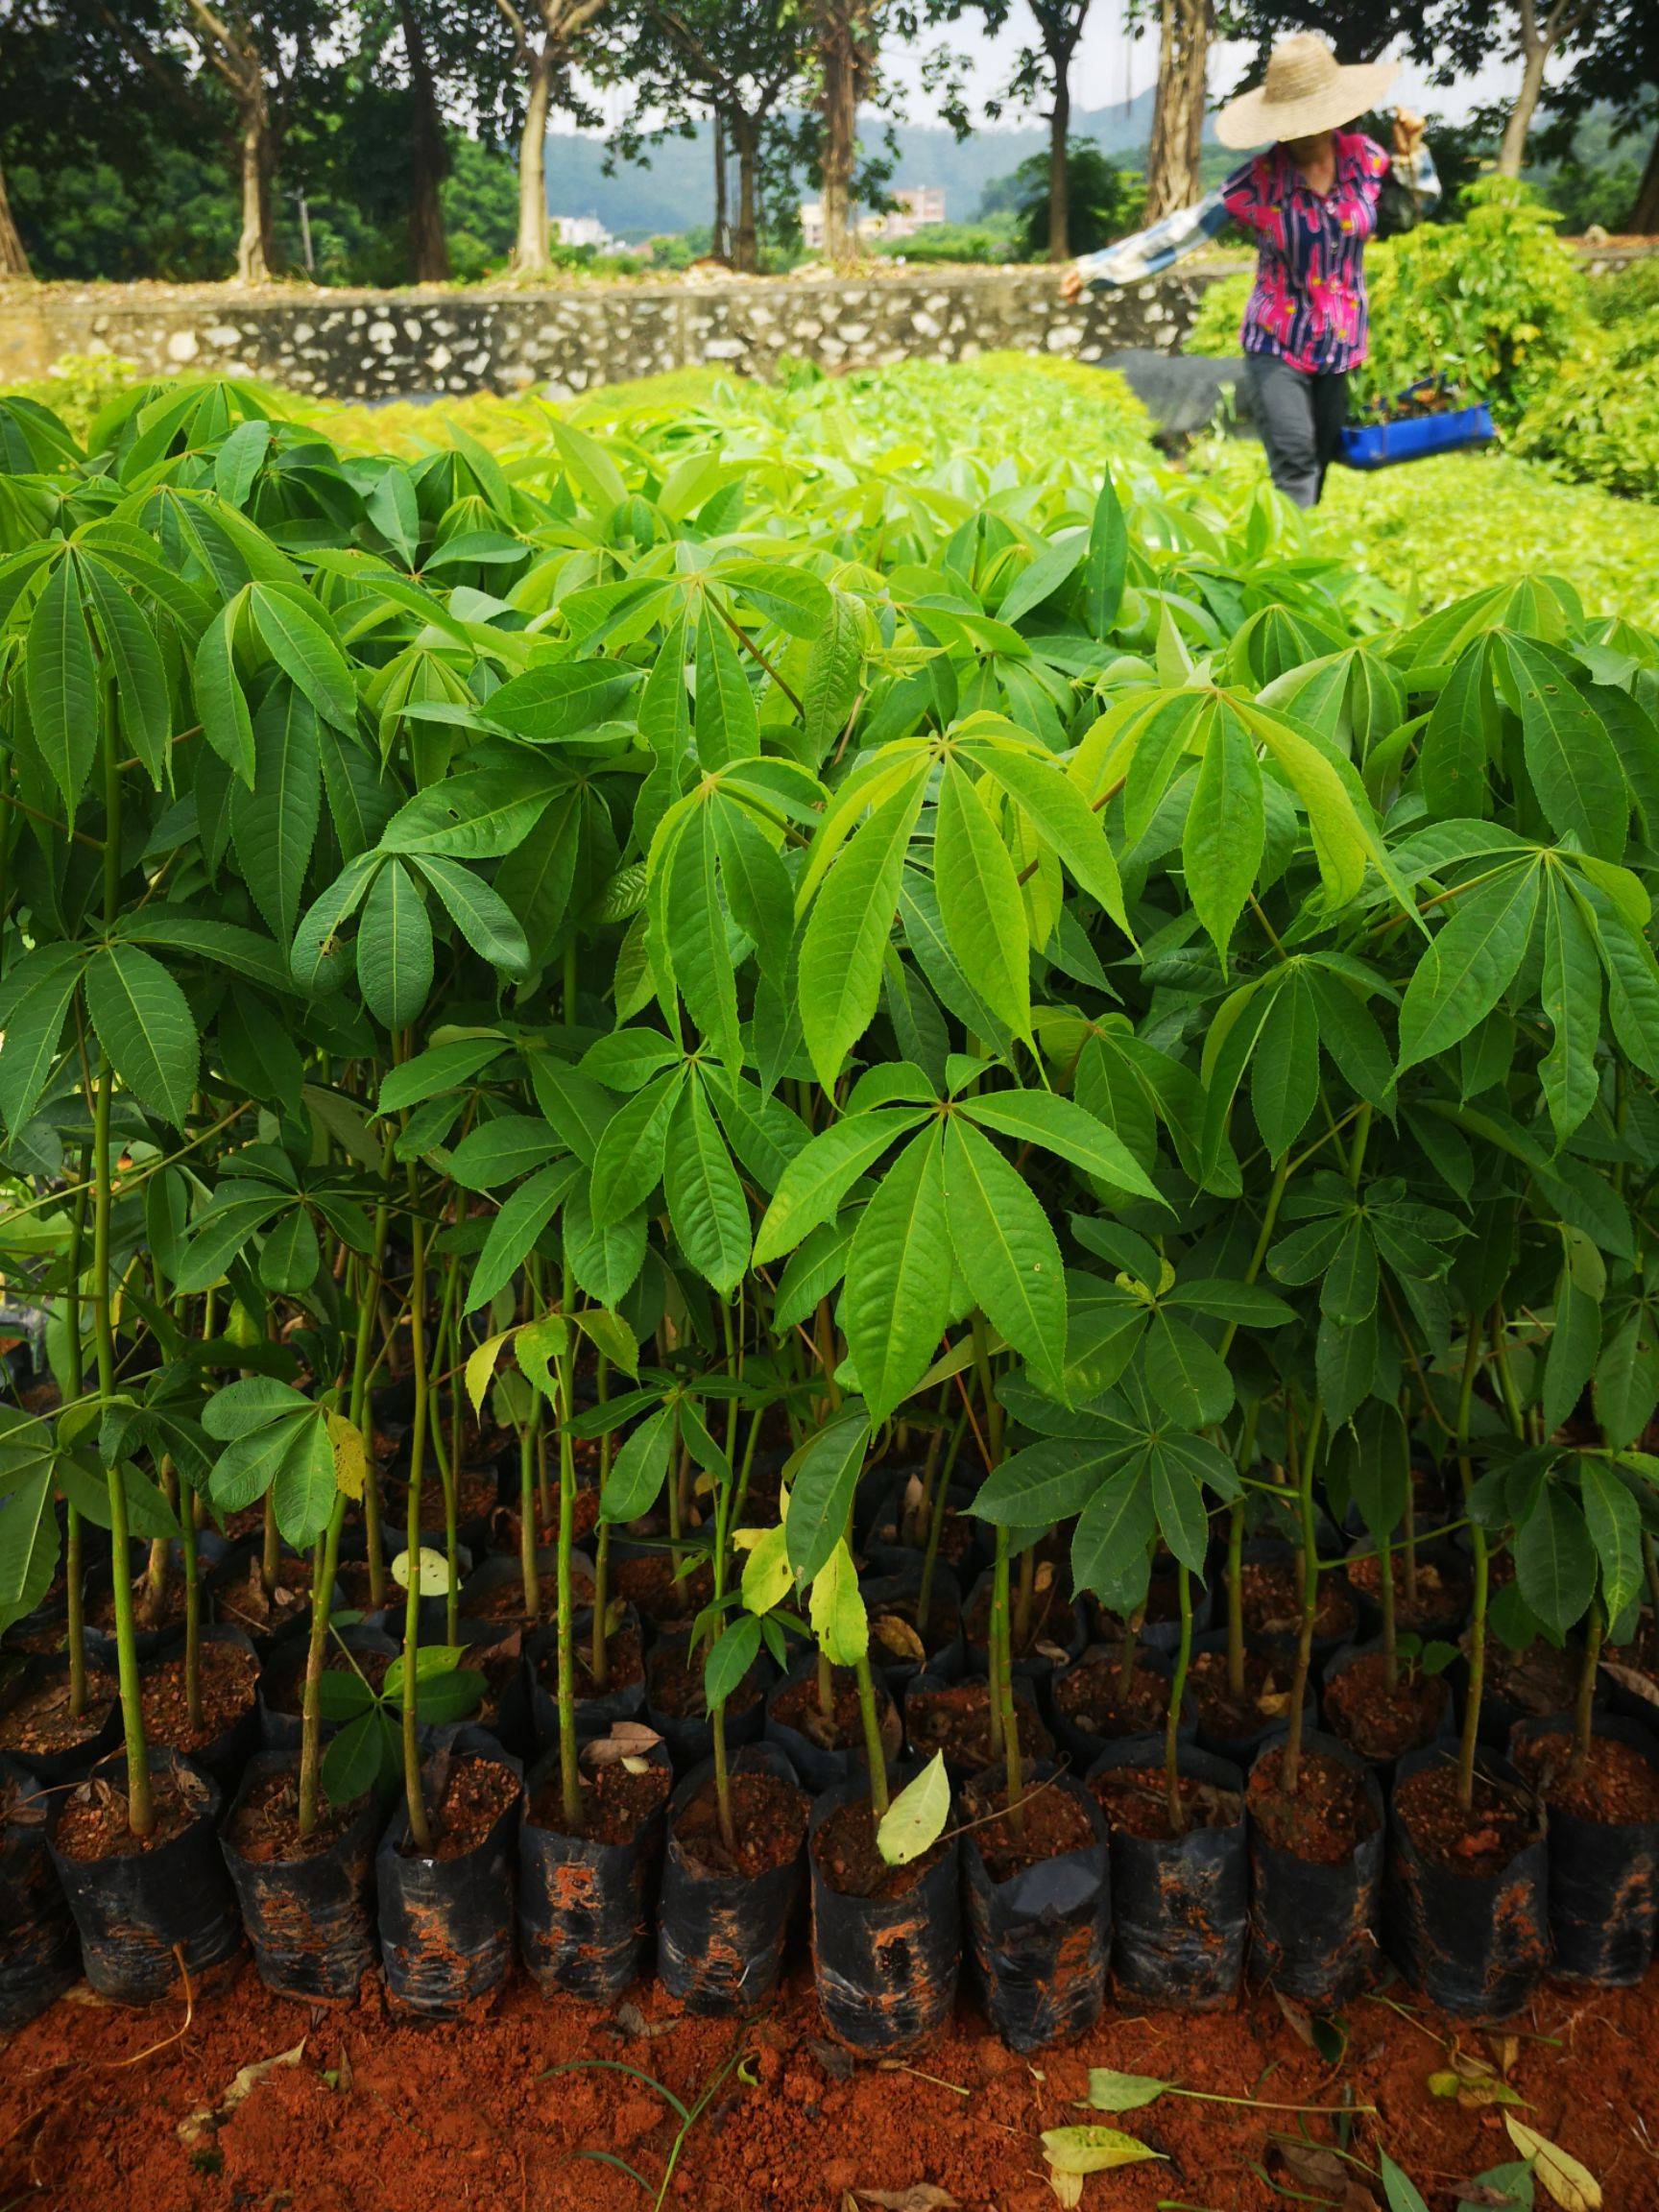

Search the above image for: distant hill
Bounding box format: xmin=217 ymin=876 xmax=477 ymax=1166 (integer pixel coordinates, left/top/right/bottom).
xmin=544 ymin=87 xmax=1214 ymax=238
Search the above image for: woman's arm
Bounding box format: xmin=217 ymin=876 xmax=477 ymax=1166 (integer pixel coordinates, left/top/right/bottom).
xmin=1387 ymin=108 xmax=1442 ymax=208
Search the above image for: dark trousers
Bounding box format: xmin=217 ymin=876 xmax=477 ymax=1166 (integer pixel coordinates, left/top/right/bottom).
xmin=1242 ymin=353 xmax=1349 ymax=508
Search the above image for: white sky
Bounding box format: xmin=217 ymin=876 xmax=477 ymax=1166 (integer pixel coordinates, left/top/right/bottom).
xmin=566 ymin=7 xmax=1537 ymax=138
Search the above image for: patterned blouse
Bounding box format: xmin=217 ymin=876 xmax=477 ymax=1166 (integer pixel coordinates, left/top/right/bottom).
xmin=1221 ymin=132 xmax=1394 ymax=375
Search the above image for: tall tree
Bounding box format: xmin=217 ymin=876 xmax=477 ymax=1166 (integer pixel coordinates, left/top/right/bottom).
xmin=1145 ymin=0 xmax=1211 ymax=220
xmin=397 ymin=0 xmax=452 ymax=279
xmin=613 ymin=0 xmax=813 ymax=271
xmin=0 ymin=158 xmax=29 ymax=277
xmin=478 ymin=0 xmax=612 ymax=273
xmin=1496 ymin=0 xmax=1597 ymax=173
xmin=174 ymin=2 xmax=278 ymax=280
xmin=984 ymin=0 xmax=1092 ymax=260
xmin=810 ymin=0 xmax=881 ymax=261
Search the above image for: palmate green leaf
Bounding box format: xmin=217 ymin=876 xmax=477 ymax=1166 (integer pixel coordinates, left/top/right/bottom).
xmin=1238 ymin=700 xmax=1373 ymax=917
xmin=663 ymin=801 xmax=740 ymax=1070
xmin=1183 ymin=705 xmax=1263 ymax=964
xmin=1544 ymin=1238 xmax=1602 ymax=1437
xmin=693 ymin=602 xmax=760 ymax=766
xmin=271 ymin=1409 xmax=338 ymax=1548
xmin=0 ymin=1409 xmax=59 ymax=1631
xmin=712 ymin=796 xmax=793 ymax=984
xmin=0 ymin=958 xmax=81 ymax=1136
xmin=934 ymin=757 xmax=1031 ymax=1042
xmin=717 ymin=557 xmax=832 ymax=641
xmin=799 ymin=770 xmax=927 ymax=1090
xmin=843 ymin=1127 xmax=952 ymax=1426
xmin=783 ymin=1406 xmax=872 ymax=1583
xmin=974 ymin=1437 xmax=1117 ymax=1527
xmin=356 ymin=858 xmax=432 ymax=1030
xmin=1083 ymin=472 xmax=1127 ymax=637
xmin=876 ymin=1751 xmax=950 ymax=1869
xmin=1141 ymin=1313 xmax=1233 ymax=1429
xmin=662 ymin=1076 xmax=750 ymax=1295
xmin=801 ymin=588 xmax=867 ymax=763
xmin=942 ymin=1118 xmax=1066 ymax=1388
xmin=1317 ymin=1306 xmax=1377 ymax=1429
xmin=958 ymin=1088 xmax=1163 ymax=1203
xmin=967 ymin=738 xmax=1130 ymax=935
xmin=705 ymin=1613 xmax=762 ymax=1711
xmin=1593 ymin=1308 xmax=1659 ymax=1452
xmin=1251 ymin=973 xmax=1319 ymax=1160
xmin=414 ymin=855 xmax=531 ymax=976
xmin=249 ymin=582 xmax=356 ymax=731
xmin=1539 ymin=873 xmax=1602 ymax=1142
xmin=1579 ymin=1458 xmax=1643 ymax=1624
xmin=590 ymin=1068 xmax=684 ymax=1228
xmin=194 ymin=596 xmax=255 ymax=786
xmin=448 ymin=1114 xmax=565 ymax=1190
xmin=381 ymin=765 xmax=554 ymax=860
xmin=753 ymin=1106 xmax=926 ymax=1264
xmin=562 ymin=1178 xmax=648 ymax=1310
xmin=464 ymin=1157 xmax=583 ymax=1313
xmin=84 ymin=944 xmax=199 ymax=1125
xmin=82 ymin=555 xmax=171 ymax=786
xmin=1512 ymin=1483 xmax=1597 ymax=1641
xmin=1419 ymin=637 xmax=1499 ymax=820
xmin=290 ymin=852 xmax=377 ymax=993
xmin=1503 ymin=635 xmax=1626 ymax=860
xmin=231 ymin=681 xmax=322 ymax=950
xmin=1397 ymin=863 xmax=1540 ymax=1072
xmin=600 ymin=1405 xmax=675 ymax=1524
xmin=25 ymin=549 xmax=98 ymax=815
xmin=1070 ymin=1462 xmax=1154 ymax=1611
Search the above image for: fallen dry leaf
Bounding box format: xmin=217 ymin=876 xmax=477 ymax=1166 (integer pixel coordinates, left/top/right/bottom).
xmin=585 ymin=1721 xmax=664 ymax=1769
xmin=1046 ymin=2172 xmax=1083 ymax=2209
xmin=612 ymin=2001 xmax=676 ymax=2041
xmin=1504 ymin=2118 xmax=1602 ymax=2211
xmin=178 ymin=2040 xmax=307 ymax=2146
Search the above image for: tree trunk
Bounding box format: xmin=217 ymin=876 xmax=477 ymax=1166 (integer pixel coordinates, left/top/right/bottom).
xmin=1497 ymin=36 xmax=1549 ymax=175
xmin=234 ymin=87 xmax=274 ymax=283
xmin=400 ymin=0 xmax=450 ymax=282
xmin=0 ymin=157 xmax=30 ymax=280
xmin=514 ymin=51 xmax=553 ymax=271
xmin=1047 ymin=68 xmax=1070 ymax=261
xmin=1145 ymin=0 xmax=1210 ymax=222
xmin=733 ymin=112 xmax=759 ymax=273
xmin=1631 ymin=125 xmax=1659 ymax=234
xmin=818 ymin=4 xmax=859 ymax=263
xmin=713 ymin=109 xmax=731 ymax=261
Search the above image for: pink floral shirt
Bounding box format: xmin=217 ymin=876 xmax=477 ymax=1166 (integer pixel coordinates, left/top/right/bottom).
xmin=1221 ymin=132 xmax=1391 ymax=374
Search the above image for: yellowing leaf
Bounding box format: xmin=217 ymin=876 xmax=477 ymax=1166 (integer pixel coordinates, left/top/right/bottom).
xmin=325 ymin=1410 xmax=366 ymax=1502
xmin=392 ymin=1546 xmax=454 ymax=1597
xmin=1085 ymin=2068 xmax=1172 ymax=2113
xmin=877 ymin=1751 xmax=950 ymax=1869
xmin=1505 ymin=2119 xmax=1602 ymax=2211
xmin=466 ymin=1327 xmax=517 ymax=1418
xmin=740 ymin=1521 xmax=793 ymax=1615
xmin=809 ymin=1538 xmax=867 ymax=1666
xmin=1041 ymin=2127 xmax=1166 ymax=2176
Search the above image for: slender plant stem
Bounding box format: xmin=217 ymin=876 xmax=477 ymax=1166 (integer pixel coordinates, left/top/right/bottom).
xmin=1165 ymin=1562 xmax=1193 ymax=1835
xmin=855 ymin=1653 xmax=890 ymax=1819
xmin=401 ymin=1186 xmax=432 ymax=1855
xmin=555 ymin=1262 xmax=582 ymax=1830
xmin=1455 ymin=1321 xmax=1488 ymax=1812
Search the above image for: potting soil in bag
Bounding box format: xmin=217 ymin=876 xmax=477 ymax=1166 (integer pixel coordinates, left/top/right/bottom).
xmin=525 ymin=1607 xmax=648 ymax=1750
xmin=377 ymin=1742 xmax=523 ymax=2017
xmin=764 ymin=1656 xmax=901 ymax=1796
xmin=658 ymin=1742 xmax=806 ymax=2015
xmin=222 ymin=1750 xmax=380 ymax=2004
xmin=808 ymin=1767 xmax=960 ymax=2055
xmin=0 ymin=1652 xmax=120 ymax=1785
xmin=141 ymin=1623 xmax=261 ymax=1789
xmin=1386 ymin=1744 xmax=1548 ymax=2018
xmin=1247 ymin=1728 xmax=1384 ymax=2012
xmin=517 ymin=1736 xmax=671 ymax=2003
xmin=48 ymin=1748 xmax=244 ymax=2005
xmin=1086 ymin=1742 xmax=1247 ymax=2010
xmin=961 ymin=1765 xmax=1109 ymax=2053
xmin=1511 ymin=1714 xmax=1659 ymax=1986
xmin=0 ymin=1753 xmax=80 ymax=2030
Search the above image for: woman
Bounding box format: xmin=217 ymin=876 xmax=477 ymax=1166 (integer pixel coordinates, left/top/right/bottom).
xmin=1064 ymin=33 xmax=1439 ymax=509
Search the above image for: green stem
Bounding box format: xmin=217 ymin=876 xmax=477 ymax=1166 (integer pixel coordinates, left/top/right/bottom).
xmin=63 ymin=1165 xmax=90 ymax=1719
xmin=1166 ymin=1563 xmax=1193 ymax=1836
xmin=1570 ymin=1601 xmax=1603 ymax=1777
xmin=1455 ymin=1322 xmax=1487 ymax=1813
xmin=298 ymin=1492 xmax=349 ymax=1837
xmin=1281 ymin=1404 xmax=1319 ymax=1798
xmin=180 ymin=1473 xmax=203 ymax=1731
xmin=992 ymin=1526 xmax=1022 ymax=1825
xmin=555 ymin=1262 xmax=582 ymax=1830
xmin=1225 ymin=1500 xmax=1246 ymax=1703
xmin=854 ymin=1653 xmax=890 ymax=1820
xmin=518 ymin=1407 xmax=541 ymax=1619
xmin=917 ymin=1406 xmax=969 ymax=1634
xmin=401 ymin=1193 xmax=432 ymax=1854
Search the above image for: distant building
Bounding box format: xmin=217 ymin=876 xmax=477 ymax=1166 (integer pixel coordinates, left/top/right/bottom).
xmin=551 ymin=214 xmax=617 ymax=253
xmin=799 ymin=186 xmax=945 ymax=252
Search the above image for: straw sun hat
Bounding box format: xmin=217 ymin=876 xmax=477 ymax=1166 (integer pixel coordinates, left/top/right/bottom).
xmin=1215 ymin=32 xmax=1398 ymax=150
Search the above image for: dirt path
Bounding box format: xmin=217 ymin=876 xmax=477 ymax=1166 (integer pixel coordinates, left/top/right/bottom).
xmin=3 ymin=1956 xmax=1656 ymax=2211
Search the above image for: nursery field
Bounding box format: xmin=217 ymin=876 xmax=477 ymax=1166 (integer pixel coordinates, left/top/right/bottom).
xmin=2 ymin=354 xmax=1659 ymax=2212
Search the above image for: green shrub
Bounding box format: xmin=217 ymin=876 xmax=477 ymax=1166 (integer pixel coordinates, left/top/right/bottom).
xmin=1511 ymin=305 xmax=1659 ymax=500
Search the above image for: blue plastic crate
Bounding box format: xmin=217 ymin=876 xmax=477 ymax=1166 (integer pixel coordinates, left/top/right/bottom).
xmin=1337 ymin=402 xmax=1497 ymax=470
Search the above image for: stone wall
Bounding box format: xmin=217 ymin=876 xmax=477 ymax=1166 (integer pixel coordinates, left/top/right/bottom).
xmin=0 ymin=266 xmax=1239 ymax=401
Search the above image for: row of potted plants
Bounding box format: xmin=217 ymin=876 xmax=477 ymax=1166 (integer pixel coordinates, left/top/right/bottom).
xmin=1 ymin=371 xmax=1658 ymax=2056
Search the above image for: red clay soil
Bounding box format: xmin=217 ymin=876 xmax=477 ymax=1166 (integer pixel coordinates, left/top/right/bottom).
xmin=10 ymin=1956 xmax=1659 ymax=2212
